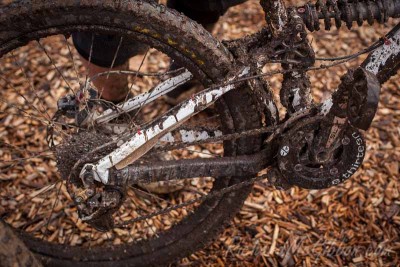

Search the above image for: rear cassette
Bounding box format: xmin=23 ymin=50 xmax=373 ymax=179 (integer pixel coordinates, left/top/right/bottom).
xmin=277 ymin=117 xmax=366 ymax=189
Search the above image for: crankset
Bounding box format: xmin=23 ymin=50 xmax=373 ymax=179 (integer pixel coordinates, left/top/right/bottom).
xmin=277 ymin=116 xmax=365 ymax=189
xmin=276 ymin=67 xmax=380 ymax=189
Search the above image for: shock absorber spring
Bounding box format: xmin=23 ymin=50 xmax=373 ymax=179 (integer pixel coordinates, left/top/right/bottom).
xmin=298 ymin=0 xmax=400 ymax=31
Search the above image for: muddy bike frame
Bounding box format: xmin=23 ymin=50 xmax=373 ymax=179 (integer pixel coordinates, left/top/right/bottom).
xmin=79 ymin=0 xmax=400 ymax=185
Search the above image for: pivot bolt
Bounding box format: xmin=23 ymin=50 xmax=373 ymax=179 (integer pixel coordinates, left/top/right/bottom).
xmin=295 ymin=24 xmax=303 ymax=31
xmin=294 ymin=164 xmax=303 ymax=172
xmin=280 ymin=146 xmax=290 ymax=157
xmin=297 ymin=7 xmax=306 ymax=13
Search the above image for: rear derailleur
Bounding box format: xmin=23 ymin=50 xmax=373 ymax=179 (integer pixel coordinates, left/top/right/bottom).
xmin=73 ymin=165 xmax=126 ymax=231
xmin=275 ymin=67 xmax=380 ymax=189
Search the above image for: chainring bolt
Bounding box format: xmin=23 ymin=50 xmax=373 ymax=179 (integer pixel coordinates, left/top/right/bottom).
xmin=330 ymin=168 xmax=339 ymax=176
xmin=86 ymin=189 xmax=94 ymax=197
xmin=294 ymin=164 xmax=303 ymax=172
xmin=75 ymin=196 xmax=83 ymax=203
xmin=341 ymin=137 xmax=350 ymax=146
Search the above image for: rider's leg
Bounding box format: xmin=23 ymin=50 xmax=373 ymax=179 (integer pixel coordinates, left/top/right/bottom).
xmin=73 ymin=0 xmax=248 ymax=102
xmin=72 ymin=33 xmax=147 ymax=102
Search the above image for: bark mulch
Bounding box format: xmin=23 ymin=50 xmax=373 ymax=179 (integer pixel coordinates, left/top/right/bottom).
xmin=0 ymin=1 xmax=399 ymax=266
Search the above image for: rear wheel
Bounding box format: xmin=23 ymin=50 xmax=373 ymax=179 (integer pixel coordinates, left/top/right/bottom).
xmin=0 ymin=1 xmax=263 ymax=266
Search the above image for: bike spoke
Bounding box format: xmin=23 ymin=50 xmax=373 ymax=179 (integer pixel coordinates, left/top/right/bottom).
xmin=42 ymin=181 xmax=64 ymax=240
xmin=89 ymin=69 xmax=193 ymax=125
xmin=37 ymin=40 xmax=75 ymax=94
xmin=9 ymin=52 xmax=53 ymax=121
xmin=84 ymin=34 xmax=95 ymax=89
xmin=63 ymin=218 xmax=76 ymax=245
xmin=0 ymin=74 xmax=52 ymax=123
xmin=106 ymin=36 xmax=123 ymax=80
xmin=64 ymin=35 xmax=81 ymax=85
xmin=1 ymin=152 xmax=54 ymax=165
xmin=130 ymin=186 xmax=170 ymax=209
xmin=0 ymin=106 xmax=73 ymax=140
xmin=128 ymin=49 xmax=154 ymax=120
xmin=127 ymin=48 xmax=150 ymax=102
xmin=129 ymin=194 xmax=160 ymax=238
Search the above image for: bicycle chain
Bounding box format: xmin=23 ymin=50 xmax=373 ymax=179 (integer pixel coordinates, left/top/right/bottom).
xmin=151 ymin=109 xmax=312 ymax=154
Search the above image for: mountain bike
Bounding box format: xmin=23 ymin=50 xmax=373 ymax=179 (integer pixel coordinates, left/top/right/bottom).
xmin=0 ymin=0 xmax=399 ymax=266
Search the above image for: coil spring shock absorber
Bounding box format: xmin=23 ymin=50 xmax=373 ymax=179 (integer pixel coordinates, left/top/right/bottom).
xmin=298 ymin=0 xmax=400 ymax=31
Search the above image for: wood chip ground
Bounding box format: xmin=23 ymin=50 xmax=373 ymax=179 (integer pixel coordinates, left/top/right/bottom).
xmin=0 ymin=1 xmax=399 ymax=266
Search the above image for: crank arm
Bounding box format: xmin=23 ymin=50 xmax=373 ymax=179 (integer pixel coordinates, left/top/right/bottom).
xmin=112 ymin=149 xmax=271 ymax=185
xmin=81 ymin=67 xmax=251 ymax=184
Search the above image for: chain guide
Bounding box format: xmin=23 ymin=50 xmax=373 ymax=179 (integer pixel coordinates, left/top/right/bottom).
xmin=277 ymin=117 xmax=366 ymax=189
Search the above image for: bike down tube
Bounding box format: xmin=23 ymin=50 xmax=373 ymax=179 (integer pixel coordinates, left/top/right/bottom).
xmin=81 ymin=67 xmax=251 ymax=184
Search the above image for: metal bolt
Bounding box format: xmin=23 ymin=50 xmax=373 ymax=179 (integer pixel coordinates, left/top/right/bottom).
xmin=306 ymin=133 xmax=314 ymax=141
xmin=341 ymin=137 xmax=350 ymax=146
xmin=294 ymin=164 xmax=303 ymax=172
xmin=280 ymin=146 xmax=290 ymax=157
xmin=297 ymin=7 xmax=306 ymax=13
xmin=86 ymin=189 xmax=94 ymax=197
xmin=330 ymin=168 xmax=339 ymax=176
xmin=75 ymin=196 xmax=83 ymax=203
xmin=295 ymin=24 xmax=303 ymax=31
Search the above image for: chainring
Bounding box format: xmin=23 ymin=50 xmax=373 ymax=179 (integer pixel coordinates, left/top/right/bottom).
xmin=277 ymin=117 xmax=366 ymax=189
